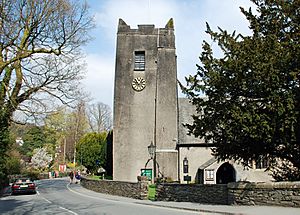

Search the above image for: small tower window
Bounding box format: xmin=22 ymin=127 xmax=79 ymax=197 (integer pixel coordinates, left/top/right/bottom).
xmin=134 ymin=51 xmax=145 ymax=71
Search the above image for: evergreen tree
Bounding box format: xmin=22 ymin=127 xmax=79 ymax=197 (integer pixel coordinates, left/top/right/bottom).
xmin=183 ymin=0 xmax=300 ymax=180
xmin=20 ymin=126 xmax=46 ymax=158
xmin=76 ymin=132 xmax=107 ymax=174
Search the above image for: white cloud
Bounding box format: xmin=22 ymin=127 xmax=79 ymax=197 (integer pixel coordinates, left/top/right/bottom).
xmin=83 ymin=0 xmax=257 ymax=107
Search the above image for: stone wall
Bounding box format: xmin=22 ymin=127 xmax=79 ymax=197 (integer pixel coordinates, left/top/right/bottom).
xmin=80 ymin=176 xmax=148 ymax=200
xmin=156 ymin=182 xmax=300 ymax=207
xmin=81 ymin=177 xmax=300 ymax=207
xmin=228 ymin=181 xmax=300 ymax=207
xmin=156 ymin=183 xmax=228 ymax=204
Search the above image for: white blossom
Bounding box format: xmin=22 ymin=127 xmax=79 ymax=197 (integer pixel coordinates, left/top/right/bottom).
xmin=31 ymin=148 xmax=53 ymax=169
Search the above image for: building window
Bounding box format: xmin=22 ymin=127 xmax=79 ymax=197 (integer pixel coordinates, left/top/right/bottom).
xmin=134 ymin=51 xmax=145 ymax=71
xmin=205 ymin=169 xmax=214 ymax=181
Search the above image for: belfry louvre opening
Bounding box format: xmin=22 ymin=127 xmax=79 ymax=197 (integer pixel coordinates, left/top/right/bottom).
xmin=134 ymin=51 xmax=145 ymax=71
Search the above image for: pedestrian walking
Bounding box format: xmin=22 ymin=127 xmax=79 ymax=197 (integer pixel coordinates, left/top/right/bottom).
xmin=69 ymin=171 xmax=74 ymax=184
xmin=75 ymin=170 xmax=81 ymax=184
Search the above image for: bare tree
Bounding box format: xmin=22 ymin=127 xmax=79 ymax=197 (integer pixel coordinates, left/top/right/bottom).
xmin=43 ymin=101 xmax=90 ymax=164
xmin=86 ymin=102 xmax=112 ymax=133
xmin=0 ymin=0 xmax=93 ymax=116
xmin=66 ymin=100 xmax=88 ymax=163
xmin=0 ymin=0 xmax=93 ymax=182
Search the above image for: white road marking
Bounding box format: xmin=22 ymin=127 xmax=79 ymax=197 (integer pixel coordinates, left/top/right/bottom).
xmin=38 ymin=187 xmax=78 ymax=215
xmin=67 ymin=183 xmax=104 ymax=200
xmin=59 ymin=206 xmax=79 ymax=215
xmin=41 ymin=196 xmax=52 ymax=204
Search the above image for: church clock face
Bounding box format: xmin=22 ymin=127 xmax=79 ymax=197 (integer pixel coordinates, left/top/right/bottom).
xmin=132 ymin=77 xmax=146 ymax=91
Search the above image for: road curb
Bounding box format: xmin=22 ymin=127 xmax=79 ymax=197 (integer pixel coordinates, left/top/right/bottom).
xmin=136 ymin=202 xmax=236 ymax=215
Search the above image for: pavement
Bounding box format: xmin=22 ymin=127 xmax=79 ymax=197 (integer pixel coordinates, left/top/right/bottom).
xmin=67 ymin=182 xmax=300 ymax=215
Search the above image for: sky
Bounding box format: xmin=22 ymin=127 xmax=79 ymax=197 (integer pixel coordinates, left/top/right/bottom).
xmin=82 ymin=0 xmax=256 ymax=108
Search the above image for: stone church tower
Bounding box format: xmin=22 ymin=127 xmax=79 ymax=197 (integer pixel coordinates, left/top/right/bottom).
xmin=113 ymin=19 xmax=178 ymax=182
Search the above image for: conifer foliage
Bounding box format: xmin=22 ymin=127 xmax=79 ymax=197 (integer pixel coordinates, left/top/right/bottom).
xmin=183 ymin=0 xmax=300 ymax=181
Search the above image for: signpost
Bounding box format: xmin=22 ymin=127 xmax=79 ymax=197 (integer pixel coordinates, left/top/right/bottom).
xmin=141 ymin=168 xmax=152 ymax=180
xmin=184 ymin=175 xmax=191 ymax=183
xmin=59 ymin=164 xmax=66 ymax=172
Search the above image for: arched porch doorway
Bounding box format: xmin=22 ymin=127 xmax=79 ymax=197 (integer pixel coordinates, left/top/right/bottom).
xmin=216 ymin=162 xmax=236 ymax=184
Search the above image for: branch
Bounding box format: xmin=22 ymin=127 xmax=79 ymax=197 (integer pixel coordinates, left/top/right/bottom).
xmin=10 ymin=60 xmax=23 ymax=108
xmin=0 ymin=66 xmax=13 ymax=106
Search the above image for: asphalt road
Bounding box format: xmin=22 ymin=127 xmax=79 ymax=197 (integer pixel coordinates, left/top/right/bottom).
xmin=0 ymin=178 xmax=208 ymax=215
xmin=1 ymin=178 xmax=300 ymax=215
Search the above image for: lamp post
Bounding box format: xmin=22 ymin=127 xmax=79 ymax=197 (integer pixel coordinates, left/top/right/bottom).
xmin=148 ymin=141 xmax=156 ymax=183
xmin=63 ymin=135 xmax=66 ymax=164
xmin=183 ymin=157 xmax=191 ymax=184
xmin=183 ymin=157 xmax=189 ymax=173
